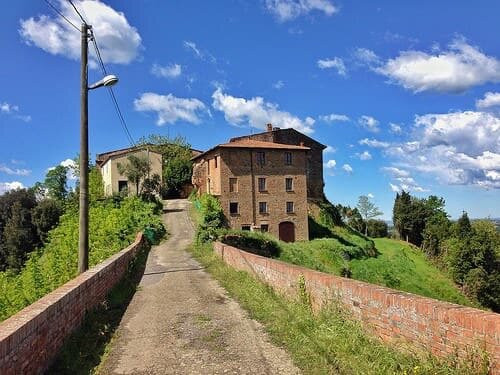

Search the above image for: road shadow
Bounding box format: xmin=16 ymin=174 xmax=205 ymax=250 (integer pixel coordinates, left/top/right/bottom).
xmin=48 ymin=243 xmax=151 ymax=375
xmin=162 ymin=208 xmax=184 ymax=214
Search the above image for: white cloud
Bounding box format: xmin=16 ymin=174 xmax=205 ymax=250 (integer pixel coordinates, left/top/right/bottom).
xmin=367 ymin=193 xmax=374 ymax=199
xmin=0 ymin=181 xmax=25 ymax=195
xmin=325 ymin=159 xmax=336 ymax=168
xmin=0 ymin=164 xmax=31 ymax=176
xmin=389 ymin=122 xmax=402 ymax=134
xmin=324 ymin=145 xmax=336 ymax=153
xmin=381 ymin=167 xmax=410 ymax=178
xmin=387 ymin=109 xmax=500 ymax=189
xmin=273 ymin=80 xmax=285 ymax=89
xmin=359 ymin=138 xmax=389 ymax=148
xmin=151 ymin=63 xmax=182 ymax=79
xmin=358 ymin=115 xmax=380 ymax=132
xmin=0 ymin=101 xmax=31 ymax=122
xmin=265 ymin=0 xmax=338 ymax=21
xmin=19 ymin=0 xmax=142 ymax=66
xmin=356 ymin=151 xmax=372 ymax=160
xmin=353 ymin=48 xmax=380 ymax=65
xmin=183 ymin=40 xmax=216 ymax=63
xmin=375 ymin=38 xmax=500 ymax=93
xmin=389 ymin=183 xmax=400 ymax=193
xmin=317 ymin=57 xmax=346 ymax=76
xmin=342 ymin=164 xmax=353 ymax=173
xmin=134 ymin=93 xmax=206 ymax=125
xmin=211 ymin=88 xmax=314 ymax=134
xmin=476 ymin=92 xmax=500 ymax=109
xmin=319 ymin=113 xmax=350 ymax=123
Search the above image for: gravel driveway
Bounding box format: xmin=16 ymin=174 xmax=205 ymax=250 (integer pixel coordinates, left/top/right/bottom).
xmin=99 ymin=199 xmax=300 ymax=375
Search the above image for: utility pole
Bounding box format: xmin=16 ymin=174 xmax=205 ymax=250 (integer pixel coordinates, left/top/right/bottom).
xmin=78 ymin=23 xmax=89 ymax=274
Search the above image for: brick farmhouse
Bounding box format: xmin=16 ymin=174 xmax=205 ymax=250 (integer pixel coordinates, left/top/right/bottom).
xmin=192 ymin=124 xmax=326 ymax=242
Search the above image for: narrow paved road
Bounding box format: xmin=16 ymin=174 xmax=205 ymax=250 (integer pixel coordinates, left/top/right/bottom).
xmin=99 ymin=199 xmax=300 ymax=375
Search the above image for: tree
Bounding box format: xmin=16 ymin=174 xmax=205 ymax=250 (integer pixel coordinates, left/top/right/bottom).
xmin=89 ymin=166 xmax=104 ymax=202
xmin=31 ymin=199 xmax=63 ymax=243
xmin=393 ymin=191 xmax=412 ymax=242
xmin=421 ymin=211 xmax=450 ymax=257
xmin=141 ymin=174 xmax=162 ymax=202
xmin=44 ymin=165 xmax=68 ymax=201
xmin=117 ymin=155 xmax=151 ymax=196
xmin=356 ymin=195 xmax=383 ymax=236
xmin=366 ymin=219 xmax=388 ymax=238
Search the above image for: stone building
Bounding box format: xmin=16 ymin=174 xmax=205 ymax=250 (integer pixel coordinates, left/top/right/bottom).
xmin=192 ymin=129 xmax=317 ymax=242
xmin=96 ymin=146 xmax=162 ymax=196
xmin=229 ymin=124 xmax=326 ymax=201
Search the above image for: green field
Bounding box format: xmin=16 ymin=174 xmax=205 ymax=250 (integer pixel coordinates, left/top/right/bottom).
xmin=278 ymin=229 xmax=474 ymax=307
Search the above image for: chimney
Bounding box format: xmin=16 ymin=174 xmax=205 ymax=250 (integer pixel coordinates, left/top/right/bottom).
xmin=266 ymin=123 xmax=273 ymax=132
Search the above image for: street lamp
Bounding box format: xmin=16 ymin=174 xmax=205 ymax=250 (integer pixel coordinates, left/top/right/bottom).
xmin=78 ymin=23 xmax=118 ymax=274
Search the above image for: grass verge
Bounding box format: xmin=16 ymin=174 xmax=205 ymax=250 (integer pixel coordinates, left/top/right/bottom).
xmin=48 ymin=241 xmax=150 ymax=375
xmin=189 ymin=241 xmax=488 ymax=375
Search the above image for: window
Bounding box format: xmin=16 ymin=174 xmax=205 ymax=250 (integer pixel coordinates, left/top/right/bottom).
xmin=286 ymin=201 xmax=294 ymax=213
xmin=229 ymin=178 xmax=238 ymax=192
xmin=259 ymin=202 xmax=268 ymax=214
xmin=285 ymin=152 xmax=292 ymax=165
xmin=285 ymin=177 xmax=293 ymax=192
xmin=257 ymin=151 xmax=266 ymax=165
xmin=241 ymin=225 xmax=251 ymax=231
xmin=118 ymin=180 xmax=128 ymax=192
xmin=229 ymin=202 xmax=239 ymax=214
xmin=214 ymin=156 xmax=218 ymax=168
xmin=258 ymin=178 xmax=266 ymax=192
xmin=261 ymin=224 xmax=269 ymax=232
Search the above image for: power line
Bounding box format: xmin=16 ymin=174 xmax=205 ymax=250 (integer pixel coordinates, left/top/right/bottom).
xmin=67 ymin=0 xmax=87 ymax=25
xmin=43 ymin=0 xmax=80 ymax=32
xmin=89 ymin=30 xmax=135 ymax=146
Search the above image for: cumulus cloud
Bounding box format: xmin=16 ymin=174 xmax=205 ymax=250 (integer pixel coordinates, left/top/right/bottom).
xmin=134 ymin=93 xmax=206 ymax=125
xmin=383 ymin=167 xmax=427 ymax=193
xmin=324 ymin=145 xmax=336 ymax=153
xmin=389 ymin=183 xmax=400 ymax=193
xmin=359 ymin=138 xmax=389 ymax=148
xmin=356 ymin=151 xmax=372 ymax=160
xmin=211 ymin=88 xmax=315 ymax=134
xmin=324 ymin=159 xmax=336 ymax=168
xmin=0 ymin=181 xmax=24 ymax=195
xmin=319 ymin=113 xmax=350 ymax=123
xmin=265 ymin=0 xmax=338 ymax=22
xmin=375 ymin=38 xmax=500 ymax=93
xmin=367 ymin=193 xmax=374 ymax=198
xmin=381 ymin=167 xmax=410 ymax=178
xmin=358 ymin=115 xmax=380 ymax=132
xmin=342 ymin=164 xmax=353 ymax=173
xmin=151 ymin=63 xmax=182 ymax=79
xmin=476 ymin=92 xmax=500 ymax=109
xmin=386 ymin=108 xmax=500 ymax=189
xmin=19 ymin=0 xmax=142 ymax=66
xmin=353 ymin=47 xmax=380 ymax=65
xmin=389 ymin=122 xmax=402 ymax=134
xmin=317 ymin=57 xmax=346 ymax=76
xmin=0 ymin=164 xmax=31 ymax=176
xmin=0 ymin=101 xmax=31 ymax=122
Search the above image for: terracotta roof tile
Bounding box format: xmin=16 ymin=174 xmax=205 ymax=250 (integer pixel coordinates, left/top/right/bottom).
xmin=219 ymin=140 xmax=309 ymax=150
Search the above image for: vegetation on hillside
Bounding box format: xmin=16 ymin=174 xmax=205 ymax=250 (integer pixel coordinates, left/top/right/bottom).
xmin=190 ymin=195 xmax=487 ymax=374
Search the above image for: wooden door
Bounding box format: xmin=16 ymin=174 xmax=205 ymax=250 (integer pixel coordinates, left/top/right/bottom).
xmin=279 ymin=221 xmax=295 ymax=242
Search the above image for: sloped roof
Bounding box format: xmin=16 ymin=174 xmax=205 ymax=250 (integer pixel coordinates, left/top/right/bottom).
xmin=192 ymin=140 xmax=309 ymax=161
xmin=230 ymin=127 xmax=327 ymax=149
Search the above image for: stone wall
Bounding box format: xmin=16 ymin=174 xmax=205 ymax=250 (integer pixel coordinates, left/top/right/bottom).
xmin=0 ymin=233 xmax=145 ymax=375
xmin=213 ymin=242 xmax=500 ymax=373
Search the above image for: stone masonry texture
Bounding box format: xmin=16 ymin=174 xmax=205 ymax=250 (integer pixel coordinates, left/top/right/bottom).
xmin=213 ymin=242 xmax=500 ymax=374
xmin=0 ymin=233 xmax=145 ymax=375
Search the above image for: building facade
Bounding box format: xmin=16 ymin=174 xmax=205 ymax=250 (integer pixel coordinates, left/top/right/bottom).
xmin=229 ymin=124 xmax=326 ymax=200
xmin=96 ymin=146 xmax=162 ymax=196
xmin=192 ymin=140 xmax=310 ymax=242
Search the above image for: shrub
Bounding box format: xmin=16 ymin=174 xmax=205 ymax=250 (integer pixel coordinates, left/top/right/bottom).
xmin=319 ymin=201 xmax=343 ymax=227
xmin=195 ymin=194 xmax=225 ymax=243
xmin=366 ymin=219 xmax=388 ymax=238
xmin=220 ymin=230 xmax=281 ymax=258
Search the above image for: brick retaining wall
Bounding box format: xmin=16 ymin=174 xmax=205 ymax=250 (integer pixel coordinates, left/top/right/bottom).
xmin=0 ymin=233 xmax=145 ymax=375
xmin=213 ymin=241 xmax=500 ymax=373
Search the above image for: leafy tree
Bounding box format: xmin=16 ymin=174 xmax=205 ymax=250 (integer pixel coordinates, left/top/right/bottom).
xmin=141 ymin=174 xmax=162 ymax=202
xmin=421 ymin=211 xmax=450 ymax=257
xmin=456 ymin=211 xmax=472 ymax=239
xmin=366 ymin=219 xmax=388 ymax=238
xmin=117 ymin=155 xmax=151 ymax=196
xmin=88 ymin=166 xmax=104 ymax=202
xmin=319 ymin=201 xmax=343 ymax=227
xmin=44 ymin=165 xmax=68 ymax=201
xmin=356 ymin=195 xmax=383 ymax=236
xmin=31 ymin=199 xmax=63 ymax=243
xmin=393 ymin=191 xmax=412 ymax=242
xmin=137 ymin=135 xmax=194 ymax=198
xmin=347 ymin=207 xmax=365 ymax=233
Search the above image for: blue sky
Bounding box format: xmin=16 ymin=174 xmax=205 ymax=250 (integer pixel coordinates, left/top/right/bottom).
xmin=1 ymin=0 xmax=499 ymax=219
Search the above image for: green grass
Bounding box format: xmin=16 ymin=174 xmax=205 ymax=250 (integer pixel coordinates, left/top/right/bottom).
xmin=278 ymin=233 xmax=474 ymax=307
xmin=190 ymin=242 xmax=487 ymax=375
xmin=48 ymin=239 xmax=150 ymax=375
